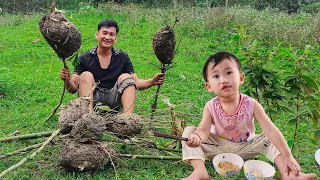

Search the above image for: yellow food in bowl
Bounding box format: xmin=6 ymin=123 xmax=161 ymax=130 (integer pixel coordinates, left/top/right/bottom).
xmin=249 ymin=170 xmax=263 ymax=180
xmin=218 ymin=162 xmax=240 ymax=171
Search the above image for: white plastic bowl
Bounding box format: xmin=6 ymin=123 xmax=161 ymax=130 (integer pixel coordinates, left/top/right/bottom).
xmin=315 ymin=148 xmax=320 ymax=166
xmin=212 ymin=153 xmax=244 ymax=178
xmin=243 ymin=160 xmax=275 ymax=180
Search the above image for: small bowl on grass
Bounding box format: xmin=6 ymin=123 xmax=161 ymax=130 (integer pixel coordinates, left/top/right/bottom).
xmin=243 ymin=160 xmax=275 ymax=180
xmin=212 ymin=153 xmax=244 ymax=178
xmin=315 ymin=148 xmax=320 ymax=166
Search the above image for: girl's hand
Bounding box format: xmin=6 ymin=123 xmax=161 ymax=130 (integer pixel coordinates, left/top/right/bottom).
xmin=185 ymin=133 xmax=201 ymax=147
xmin=283 ymin=155 xmax=301 ymax=176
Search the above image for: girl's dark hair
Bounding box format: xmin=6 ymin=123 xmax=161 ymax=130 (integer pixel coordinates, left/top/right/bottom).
xmin=98 ymin=19 xmax=119 ymax=33
xmin=202 ymin=52 xmax=241 ymax=82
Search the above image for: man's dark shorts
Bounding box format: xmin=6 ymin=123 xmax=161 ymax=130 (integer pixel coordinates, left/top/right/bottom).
xmin=93 ymin=78 xmax=136 ymax=111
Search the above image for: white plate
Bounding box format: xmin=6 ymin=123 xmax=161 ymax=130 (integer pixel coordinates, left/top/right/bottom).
xmin=316 ymin=148 xmax=320 ymax=166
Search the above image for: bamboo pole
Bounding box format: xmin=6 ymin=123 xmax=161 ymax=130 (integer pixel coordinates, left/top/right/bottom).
xmin=0 ymin=129 xmax=61 ymax=178
xmin=155 ymin=146 xmax=181 ymax=153
xmin=0 ymin=142 xmax=42 ymax=160
xmin=102 ymin=139 xmax=181 ymax=153
xmin=119 ymin=154 xmax=181 ymax=160
xmin=0 ymin=130 xmax=56 ymax=142
xmin=0 ymin=134 xmax=69 ymax=160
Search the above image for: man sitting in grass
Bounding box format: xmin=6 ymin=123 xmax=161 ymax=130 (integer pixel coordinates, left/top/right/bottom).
xmin=60 ymin=19 xmax=165 ymax=113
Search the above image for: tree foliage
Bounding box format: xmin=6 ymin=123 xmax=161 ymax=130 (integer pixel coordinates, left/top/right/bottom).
xmin=0 ymin=0 xmax=318 ymax=14
xmin=0 ymin=0 xmax=85 ymax=14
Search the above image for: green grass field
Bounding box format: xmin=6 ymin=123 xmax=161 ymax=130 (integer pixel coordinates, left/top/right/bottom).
xmin=0 ymin=3 xmax=319 ymax=180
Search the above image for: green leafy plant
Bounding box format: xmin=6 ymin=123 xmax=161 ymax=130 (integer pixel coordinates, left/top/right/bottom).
xmin=231 ymin=25 xmax=287 ymax=122
xmin=280 ymin=45 xmax=320 ymax=155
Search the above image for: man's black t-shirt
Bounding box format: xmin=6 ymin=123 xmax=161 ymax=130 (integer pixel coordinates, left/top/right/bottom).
xmin=74 ymin=47 xmax=135 ymax=89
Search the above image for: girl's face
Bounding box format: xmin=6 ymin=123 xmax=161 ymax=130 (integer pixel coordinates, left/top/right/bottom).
xmin=205 ymin=58 xmax=244 ymax=98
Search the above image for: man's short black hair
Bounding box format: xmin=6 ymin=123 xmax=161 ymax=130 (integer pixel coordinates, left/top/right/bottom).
xmin=98 ymin=19 xmax=119 ymax=33
xmin=202 ymin=52 xmax=241 ymax=82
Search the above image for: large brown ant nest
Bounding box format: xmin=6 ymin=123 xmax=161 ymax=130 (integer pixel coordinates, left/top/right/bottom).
xmin=152 ymin=25 xmax=176 ymax=64
xmin=105 ymin=113 xmax=144 ymax=139
xmin=39 ymin=10 xmax=82 ymax=59
xmin=59 ymin=139 xmax=116 ymax=172
xmin=71 ymin=113 xmax=107 ymax=141
xmin=58 ymin=98 xmax=90 ymax=134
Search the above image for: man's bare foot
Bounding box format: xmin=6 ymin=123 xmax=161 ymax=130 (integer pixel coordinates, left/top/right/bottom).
xmin=281 ymin=172 xmax=316 ymax=180
xmin=181 ymin=168 xmax=209 ymax=180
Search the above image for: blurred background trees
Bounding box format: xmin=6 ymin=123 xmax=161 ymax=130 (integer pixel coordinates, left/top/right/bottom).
xmin=0 ymin=0 xmax=320 ymax=14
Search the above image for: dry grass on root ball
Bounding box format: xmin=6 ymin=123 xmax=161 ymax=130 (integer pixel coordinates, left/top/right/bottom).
xmin=71 ymin=113 xmax=107 ymax=142
xmin=58 ymin=98 xmax=90 ymax=134
xmin=59 ymin=139 xmax=116 ymax=172
xmin=39 ymin=11 xmax=81 ymax=59
xmin=105 ymin=113 xmax=144 ymax=139
xmin=152 ymin=25 xmax=176 ymax=64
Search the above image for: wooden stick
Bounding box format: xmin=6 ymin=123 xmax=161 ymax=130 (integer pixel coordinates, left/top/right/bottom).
xmin=44 ymin=82 xmax=66 ymax=122
xmin=0 ymin=129 xmax=61 ymax=178
xmin=153 ymin=131 xmax=219 ymax=146
xmin=98 ymin=142 xmax=119 ymax=180
xmin=44 ymin=59 xmax=68 ymax=122
xmin=0 ymin=130 xmax=56 ymax=142
xmin=85 ymin=82 xmax=99 ymax=97
xmin=119 ymin=154 xmax=181 ymax=160
xmin=50 ymin=0 xmax=57 ymax=13
xmin=150 ymin=63 xmax=166 ymax=121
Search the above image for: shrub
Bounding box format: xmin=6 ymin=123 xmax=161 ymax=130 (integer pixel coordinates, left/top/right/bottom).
xmin=300 ymin=2 xmax=320 ymax=14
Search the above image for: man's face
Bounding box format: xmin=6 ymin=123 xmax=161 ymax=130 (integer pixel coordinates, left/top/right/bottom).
xmin=96 ymin=26 xmax=117 ymax=49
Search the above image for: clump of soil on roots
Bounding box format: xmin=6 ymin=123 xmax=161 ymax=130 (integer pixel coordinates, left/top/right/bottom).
xmin=58 ymin=98 xmax=90 ymax=134
xmin=39 ymin=11 xmax=81 ymax=59
xmin=71 ymin=113 xmax=107 ymax=141
xmin=152 ymin=25 xmax=176 ymax=64
xmin=60 ymin=139 xmax=115 ymax=172
xmin=106 ymin=113 xmax=144 ymax=139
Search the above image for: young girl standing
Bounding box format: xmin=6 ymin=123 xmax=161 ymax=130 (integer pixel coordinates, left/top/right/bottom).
xmin=182 ymin=52 xmax=316 ymax=180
